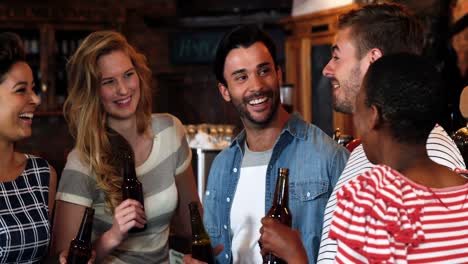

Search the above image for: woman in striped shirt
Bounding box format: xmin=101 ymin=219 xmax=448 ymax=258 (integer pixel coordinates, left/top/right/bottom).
xmin=51 ymin=31 xmax=200 ymax=263
xmin=260 ymin=53 xmax=468 ymax=263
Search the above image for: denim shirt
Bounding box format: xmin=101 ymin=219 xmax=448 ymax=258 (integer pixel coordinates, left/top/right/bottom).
xmin=203 ymin=113 xmax=349 ymax=264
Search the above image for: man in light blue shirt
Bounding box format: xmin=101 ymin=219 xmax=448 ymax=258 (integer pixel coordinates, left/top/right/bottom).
xmin=184 ymin=25 xmax=349 ymax=264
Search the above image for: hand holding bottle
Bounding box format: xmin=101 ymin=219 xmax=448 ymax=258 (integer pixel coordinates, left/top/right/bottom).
xmin=182 ymin=245 xmax=224 ymax=264
xmin=121 ymin=151 xmax=147 ymax=233
xmin=107 ymin=199 xmax=146 ymax=244
xmin=59 ymin=249 xmax=96 ymax=264
xmin=259 ymin=218 xmax=308 ymax=264
xmin=263 ymin=168 xmax=291 ymax=264
xmin=62 ymin=207 xmax=96 ymax=264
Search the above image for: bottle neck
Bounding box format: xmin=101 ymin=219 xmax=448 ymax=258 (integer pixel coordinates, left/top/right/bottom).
xmin=273 ymin=174 xmax=288 ymax=208
xmin=76 ymin=208 xmax=94 ymax=242
xmin=123 ymin=154 xmax=137 ymax=181
xmin=189 ymin=202 xmax=208 ymax=241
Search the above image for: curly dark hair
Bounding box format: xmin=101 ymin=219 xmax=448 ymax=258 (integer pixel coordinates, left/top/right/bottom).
xmin=0 ymin=32 xmax=25 ymax=83
xmin=213 ymin=24 xmax=278 ymax=87
xmin=362 ymin=53 xmax=444 ymax=144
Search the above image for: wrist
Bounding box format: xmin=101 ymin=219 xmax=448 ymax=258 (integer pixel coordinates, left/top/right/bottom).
xmin=100 ymin=230 xmax=122 ymax=251
xmin=289 ymin=255 xmax=308 ymax=264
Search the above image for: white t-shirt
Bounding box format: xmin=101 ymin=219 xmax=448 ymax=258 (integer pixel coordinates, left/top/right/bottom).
xmin=316 ymin=124 xmax=466 ymax=264
xmin=230 ymin=144 xmax=272 ymax=264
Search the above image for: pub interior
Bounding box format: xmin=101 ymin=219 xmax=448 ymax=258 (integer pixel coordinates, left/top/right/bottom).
xmin=1 ymin=0 xmax=468 ymax=261
xmin=4 ymin=0 xmax=466 ymax=176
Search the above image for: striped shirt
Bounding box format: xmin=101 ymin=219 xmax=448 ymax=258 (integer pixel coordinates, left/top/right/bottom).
xmin=329 ymin=164 xmax=468 ymax=264
xmin=56 ymin=114 xmax=192 ymax=264
xmin=0 ymin=155 xmax=51 ymax=264
xmin=317 ymin=125 xmax=466 ymax=263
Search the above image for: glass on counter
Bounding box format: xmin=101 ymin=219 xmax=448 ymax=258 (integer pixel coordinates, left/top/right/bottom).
xmin=185 ymin=124 xmax=236 ymax=150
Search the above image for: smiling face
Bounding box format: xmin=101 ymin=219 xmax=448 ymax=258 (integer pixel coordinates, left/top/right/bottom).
xmin=218 ymin=42 xmax=282 ymax=128
xmin=322 ymin=27 xmax=370 ymax=114
xmin=98 ymin=50 xmax=140 ymax=126
xmin=0 ymin=61 xmax=40 ymax=142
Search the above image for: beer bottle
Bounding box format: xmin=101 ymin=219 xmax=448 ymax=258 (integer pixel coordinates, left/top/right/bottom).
xmin=67 ymin=207 xmax=94 ymax=264
xmin=121 ymin=152 xmax=147 ymax=232
xmin=188 ymin=202 xmax=215 ymax=264
xmin=263 ymin=168 xmax=291 ymax=264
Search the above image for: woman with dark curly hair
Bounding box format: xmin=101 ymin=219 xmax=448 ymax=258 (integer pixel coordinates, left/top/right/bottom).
xmin=260 ymin=53 xmax=468 ymax=263
xmin=0 ymin=32 xmax=57 ymax=263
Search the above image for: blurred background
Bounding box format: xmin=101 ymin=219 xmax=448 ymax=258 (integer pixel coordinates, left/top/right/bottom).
xmin=3 ymin=0 xmax=467 ymax=175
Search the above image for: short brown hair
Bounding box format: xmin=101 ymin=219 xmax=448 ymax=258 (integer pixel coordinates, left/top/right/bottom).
xmin=338 ymin=3 xmax=424 ymax=59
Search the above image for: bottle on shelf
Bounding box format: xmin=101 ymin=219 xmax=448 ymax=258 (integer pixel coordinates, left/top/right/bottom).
xmin=263 ymin=168 xmax=291 ymax=264
xmin=188 ymin=202 xmax=215 ymax=264
xmin=67 ymin=207 xmax=94 ymax=264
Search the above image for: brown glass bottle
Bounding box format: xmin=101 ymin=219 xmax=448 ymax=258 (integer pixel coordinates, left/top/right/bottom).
xmin=263 ymin=168 xmax=291 ymax=264
xmin=121 ymin=152 xmax=147 ymax=232
xmin=188 ymin=202 xmax=215 ymax=264
xmin=67 ymin=207 xmax=94 ymax=264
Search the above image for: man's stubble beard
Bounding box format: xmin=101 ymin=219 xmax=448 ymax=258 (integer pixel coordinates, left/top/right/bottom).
xmin=231 ymin=84 xmax=281 ymax=128
xmin=333 ymin=64 xmax=361 ymax=115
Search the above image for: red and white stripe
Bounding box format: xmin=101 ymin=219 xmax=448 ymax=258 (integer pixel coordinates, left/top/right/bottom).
xmin=330 ymin=165 xmax=468 ymax=264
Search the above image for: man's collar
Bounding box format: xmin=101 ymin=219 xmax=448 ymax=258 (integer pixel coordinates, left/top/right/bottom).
xmin=230 ymin=112 xmax=308 ymax=149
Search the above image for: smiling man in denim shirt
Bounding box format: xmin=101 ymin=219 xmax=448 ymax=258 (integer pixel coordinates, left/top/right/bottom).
xmin=183 ymin=25 xmax=349 ymax=264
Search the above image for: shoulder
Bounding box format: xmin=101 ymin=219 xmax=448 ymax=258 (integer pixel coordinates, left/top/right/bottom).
xmin=338 ymin=143 xmax=372 ymax=181
xmin=211 ymin=146 xmax=234 ymax=163
xmin=25 ymin=154 xmax=50 ymax=169
xmin=427 ymin=124 xmax=466 ymax=169
xmin=209 ymin=145 xmax=238 ymax=172
xmin=151 ymin=113 xmax=186 ymax=137
xmin=338 ymin=164 xmax=425 ymax=213
xmin=330 ymin=165 xmax=426 ymax=261
xmin=63 ymin=148 xmax=91 ymax=175
xmin=24 ymin=154 xmax=53 ymax=186
xmin=304 ymin=123 xmax=347 ymax=153
xmin=151 ymin=113 xmax=183 ymax=129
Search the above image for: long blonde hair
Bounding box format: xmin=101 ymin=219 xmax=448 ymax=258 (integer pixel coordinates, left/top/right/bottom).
xmin=63 ymin=31 xmax=152 ymax=212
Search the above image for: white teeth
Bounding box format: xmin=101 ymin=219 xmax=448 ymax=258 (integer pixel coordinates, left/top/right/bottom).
xmin=249 ymin=97 xmax=268 ymax=105
xmin=116 ymin=97 xmax=131 ymax=104
xmin=333 ymin=84 xmax=340 ymax=89
xmin=19 ymin=113 xmax=34 ymax=119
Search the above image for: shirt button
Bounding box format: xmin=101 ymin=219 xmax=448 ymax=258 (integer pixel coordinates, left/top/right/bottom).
xmin=205 ymin=191 xmax=210 ymax=196
xmin=233 ymin=168 xmax=238 ymax=173
xmin=223 ymin=225 xmax=227 ymax=230
xmin=226 ymin=197 xmax=230 ymax=203
xmin=225 ymin=254 xmax=229 ymax=259
xmin=307 ymin=192 xmax=311 ymax=197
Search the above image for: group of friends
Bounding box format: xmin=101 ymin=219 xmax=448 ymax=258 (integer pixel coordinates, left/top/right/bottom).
xmin=0 ymin=2 xmax=467 ymax=264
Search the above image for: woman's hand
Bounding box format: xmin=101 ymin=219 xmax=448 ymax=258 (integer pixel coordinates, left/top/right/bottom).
xmin=106 ymin=199 xmax=146 ymax=245
xmin=259 ymin=217 xmax=308 ymax=264
xmin=59 ymin=249 xmax=96 ymax=264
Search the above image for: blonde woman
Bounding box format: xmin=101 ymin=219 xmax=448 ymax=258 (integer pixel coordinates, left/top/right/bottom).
xmin=0 ymin=32 xmax=57 ymax=263
xmin=51 ymin=31 xmax=199 ymax=263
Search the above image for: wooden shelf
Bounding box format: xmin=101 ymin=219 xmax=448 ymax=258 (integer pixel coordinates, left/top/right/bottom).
xmin=280 ymin=4 xmax=359 ymax=137
xmin=0 ymin=4 xmax=126 ymax=112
